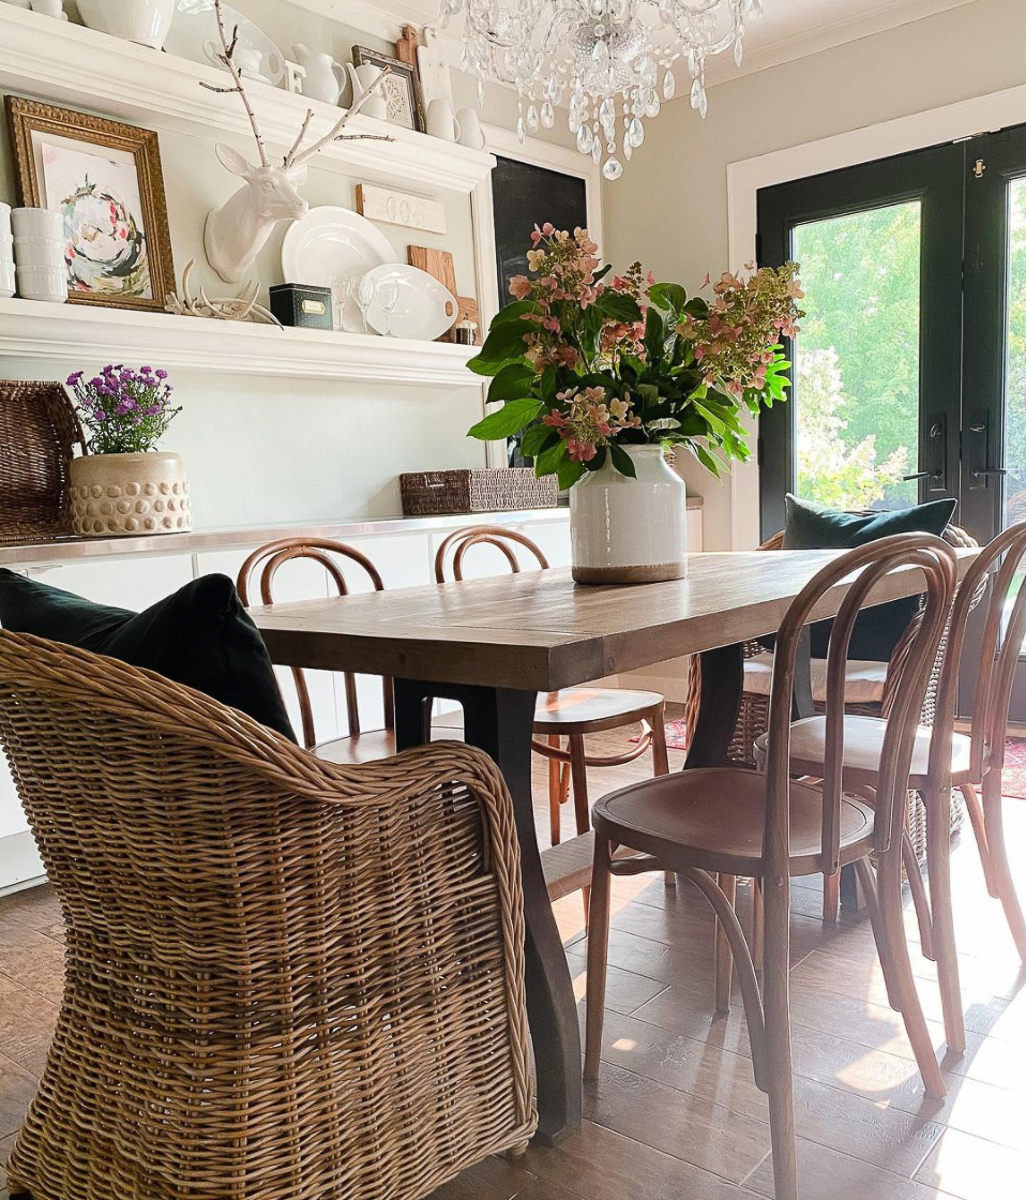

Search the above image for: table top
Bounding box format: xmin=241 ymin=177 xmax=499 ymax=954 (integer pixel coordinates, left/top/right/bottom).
xmin=251 ymin=549 xmax=978 ymax=693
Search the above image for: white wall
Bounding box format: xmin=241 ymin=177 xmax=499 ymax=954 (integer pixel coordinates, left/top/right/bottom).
xmin=602 ymin=0 xmax=1026 ymax=550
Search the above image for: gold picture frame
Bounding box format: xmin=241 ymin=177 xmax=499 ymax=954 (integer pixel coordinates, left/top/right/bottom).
xmin=5 ymin=96 xmax=175 ymax=313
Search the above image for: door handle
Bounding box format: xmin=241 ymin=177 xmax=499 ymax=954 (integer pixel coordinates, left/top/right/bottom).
xmin=965 ymin=411 xmax=1004 ymax=490
xmin=972 ymin=467 xmax=1007 ymax=479
xmin=905 ymin=415 xmax=948 ymax=492
xmin=902 ymin=470 xmax=940 ymax=482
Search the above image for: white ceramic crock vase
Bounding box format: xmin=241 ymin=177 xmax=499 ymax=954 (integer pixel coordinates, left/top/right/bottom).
xmin=69 ymin=452 xmax=192 ymax=537
xmin=569 ymin=444 xmax=686 ymax=584
xmin=77 ymin=0 xmax=174 ymax=49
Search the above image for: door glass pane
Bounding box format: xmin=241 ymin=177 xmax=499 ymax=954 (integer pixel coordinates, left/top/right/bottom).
xmin=791 ymin=201 xmax=922 ymax=511
xmin=1005 ymin=177 xmax=1026 ymax=524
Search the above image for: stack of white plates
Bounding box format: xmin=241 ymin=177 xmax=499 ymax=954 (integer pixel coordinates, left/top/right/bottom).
xmin=281 ymin=206 xmax=458 ymax=340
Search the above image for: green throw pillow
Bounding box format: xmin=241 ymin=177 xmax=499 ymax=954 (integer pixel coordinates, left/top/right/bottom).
xmin=0 ymin=569 xmax=297 ymax=742
xmin=780 ymin=494 xmax=957 ymax=661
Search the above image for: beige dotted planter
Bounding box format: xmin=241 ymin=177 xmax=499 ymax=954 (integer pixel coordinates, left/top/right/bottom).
xmin=69 ymin=452 xmax=192 ymax=537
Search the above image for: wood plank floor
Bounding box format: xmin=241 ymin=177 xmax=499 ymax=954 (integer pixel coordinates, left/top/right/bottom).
xmin=2 ymin=724 xmax=1025 ymax=1199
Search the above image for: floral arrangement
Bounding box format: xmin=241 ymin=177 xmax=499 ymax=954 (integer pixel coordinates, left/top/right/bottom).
xmin=467 ymin=225 xmax=804 ymax=489
xmin=66 ymin=364 xmax=181 ymax=456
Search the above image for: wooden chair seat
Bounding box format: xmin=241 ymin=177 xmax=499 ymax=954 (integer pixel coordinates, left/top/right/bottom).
xmin=533 ymin=687 xmax=665 ymax=733
xmin=753 ymin=715 xmax=973 ymax=788
xmin=594 ymin=768 xmax=876 ymax=879
xmin=314 ymin=727 xmax=398 ymax=765
xmin=743 ymin=651 xmax=887 ymax=705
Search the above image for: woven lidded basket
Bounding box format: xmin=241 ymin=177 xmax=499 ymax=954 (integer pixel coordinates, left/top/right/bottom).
xmin=0 ymin=380 xmax=85 ymax=543
xmin=400 ymin=468 xmax=558 ymax=516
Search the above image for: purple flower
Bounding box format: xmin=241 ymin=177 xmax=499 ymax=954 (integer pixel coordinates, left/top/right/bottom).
xmin=66 ymin=370 xmax=83 ymax=385
xmin=95 ymin=411 xmax=106 ymax=421
xmin=155 ymin=369 xmax=168 ymax=379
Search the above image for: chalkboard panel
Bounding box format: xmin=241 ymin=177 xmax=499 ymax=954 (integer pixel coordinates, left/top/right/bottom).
xmin=491 ymin=155 xmax=588 ymax=310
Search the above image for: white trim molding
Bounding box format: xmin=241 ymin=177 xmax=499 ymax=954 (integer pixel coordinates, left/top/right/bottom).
xmin=726 ymin=80 xmax=1026 ymax=550
xmin=0 ymin=299 xmax=480 ymax=388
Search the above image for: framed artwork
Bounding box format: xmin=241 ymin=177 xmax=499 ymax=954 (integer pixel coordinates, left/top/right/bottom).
xmin=5 ymin=97 xmax=175 ymax=313
xmin=352 ymin=46 xmax=425 ymax=133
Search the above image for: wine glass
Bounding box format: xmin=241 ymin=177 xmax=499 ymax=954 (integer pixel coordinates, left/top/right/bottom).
xmin=375 ymin=278 xmax=399 ymax=338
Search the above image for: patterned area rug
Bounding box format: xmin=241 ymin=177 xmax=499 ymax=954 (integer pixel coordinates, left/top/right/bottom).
xmin=635 ymin=721 xmax=1026 ymax=800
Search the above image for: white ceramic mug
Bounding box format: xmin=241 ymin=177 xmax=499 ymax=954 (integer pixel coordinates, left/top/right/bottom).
xmin=29 ymin=0 xmax=64 ymax=17
xmin=16 ymin=262 xmax=67 ymax=303
xmin=11 ymin=207 xmax=63 ymax=239
xmin=77 ymin=0 xmax=175 ymax=49
xmin=0 ymin=260 xmax=15 ymax=300
xmin=0 ymin=202 xmax=11 ymax=239
xmin=455 ymin=108 xmax=485 ymax=150
xmin=426 ymin=98 xmax=461 ymax=142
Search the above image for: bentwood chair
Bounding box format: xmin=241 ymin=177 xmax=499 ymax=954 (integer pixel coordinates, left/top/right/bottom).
xmin=686 ymin=518 xmax=978 ymax=923
xmin=584 ymin=534 xmax=956 ymax=1200
xmin=753 ymin=520 xmax=1026 ymax=1056
xmin=0 ymin=629 xmax=536 ymax=1200
xmin=238 ymin=537 xmax=403 ymax=764
xmin=434 ymin=526 xmax=671 ymax=861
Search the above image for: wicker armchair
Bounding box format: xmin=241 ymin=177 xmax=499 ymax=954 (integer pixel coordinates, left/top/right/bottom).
xmin=0 ymin=630 xmax=536 ymax=1200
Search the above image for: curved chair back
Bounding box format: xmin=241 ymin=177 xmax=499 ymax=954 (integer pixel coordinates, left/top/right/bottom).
xmin=237 ymin=536 xmax=391 ymax=749
xmin=0 ymin=628 xmax=535 ymax=1200
xmin=928 ymin=519 xmax=1026 ymax=783
xmin=764 ymin=534 xmax=956 ymax=881
xmin=434 ymin=525 xmax=549 ymax=583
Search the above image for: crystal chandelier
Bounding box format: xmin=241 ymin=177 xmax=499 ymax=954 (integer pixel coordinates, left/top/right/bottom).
xmin=441 ymin=0 xmax=765 ymax=179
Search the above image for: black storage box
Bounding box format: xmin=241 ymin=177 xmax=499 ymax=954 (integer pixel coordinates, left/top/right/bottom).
xmin=269 ymin=283 xmax=333 ymax=329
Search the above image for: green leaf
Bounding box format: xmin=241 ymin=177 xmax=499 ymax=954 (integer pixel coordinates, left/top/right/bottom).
xmin=692 ymin=401 xmax=727 ymax=436
xmin=468 ymin=316 xmax=533 ymax=374
xmin=491 ymin=300 xmax=540 ymax=325
xmin=521 ymin=423 xmax=558 ymax=458
xmin=539 ymin=365 xmax=560 ymax=404
xmin=648 ymin=283 xmax=688 ymax=316
xmin=643 ymin=306 xmax=665 ymax=363
xmin=557 ymin=456 xmax=586 ymax=490
xmin=692 ymin=443 xmax=722 ymax=477
xmin=596 ymin=290 xmax=643 ymax=324
xmin=583 ymin=446 xmax=607 ymax=472
xmin=467 ymin=397 xmax=543 ymax=441
xmin=487 ymin=362 xmax=536 ymax=404
xmin=609 ymin=442 xmax=637 ymax=478
xmin=534 ymin=437 xmax=568 ymax=476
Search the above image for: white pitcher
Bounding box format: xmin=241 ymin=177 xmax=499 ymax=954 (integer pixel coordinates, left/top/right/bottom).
xmin=346 ymin=62 xmax=388 ymax=120
xmin=456 ymin=107 xmax=485 ymax=150
xmin=426 ymin=98 xmax=461 ymax=142
xmin=292 ymin=44 xmax=346 ymax=106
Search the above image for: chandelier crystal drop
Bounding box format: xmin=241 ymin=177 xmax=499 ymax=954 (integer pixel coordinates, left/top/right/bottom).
xmin=443 ymin=0 xmax=765 ymax=178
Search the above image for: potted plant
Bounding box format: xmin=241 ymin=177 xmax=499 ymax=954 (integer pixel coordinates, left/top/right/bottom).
xmin=66 ymin=364 xmax=192 ymax=537
xmin=467 ymin=226 xmax=804 ymax=583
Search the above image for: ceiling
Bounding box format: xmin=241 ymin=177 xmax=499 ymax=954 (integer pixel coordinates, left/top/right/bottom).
xmin=292 ymin=0 xmax=978 ymax=86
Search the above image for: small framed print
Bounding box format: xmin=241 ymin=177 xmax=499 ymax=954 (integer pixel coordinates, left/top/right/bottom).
xmin=5 ymin=96 xmax=175 ymax=313
xmin=352 ymin=46 xmax=426 ymax=133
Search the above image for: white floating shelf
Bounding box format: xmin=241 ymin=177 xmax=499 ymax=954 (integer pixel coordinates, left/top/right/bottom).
xmin=0 ymin=298 xmax=481 ymax=388
xmin=0 ymin=7 xmax=495 ymax=197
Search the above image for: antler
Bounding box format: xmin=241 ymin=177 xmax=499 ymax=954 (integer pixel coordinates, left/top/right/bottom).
xmin=166 ymin=260 xmax=282 ymax=326
xmin=200 ymin=0 xmax=269 ymax=168
xmin=283 ymin=68 xmax=394 ymax=170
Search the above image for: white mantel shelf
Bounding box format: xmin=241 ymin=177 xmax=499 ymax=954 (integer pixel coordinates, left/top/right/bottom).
xmin=0 ymin=7 xmax=495 ymax=196
xmin=0 ymin=298 xmax=480 ymax=386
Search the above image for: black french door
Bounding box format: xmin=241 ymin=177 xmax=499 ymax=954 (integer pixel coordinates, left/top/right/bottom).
xmin=758 ymin=124 xmax=1026 ymax=716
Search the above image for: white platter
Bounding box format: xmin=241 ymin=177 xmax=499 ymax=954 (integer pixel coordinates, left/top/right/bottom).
xmin=282 ymin=206 xmax=397 ymax=328
xmin=359 ymin=263 xmax=458 ymax=341
xmin=165 ymin=0 xmax=285 ymax=86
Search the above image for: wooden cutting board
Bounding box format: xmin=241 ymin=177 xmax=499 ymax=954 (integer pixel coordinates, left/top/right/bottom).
xmin=407 ymin=246 xmax=458 ymax=296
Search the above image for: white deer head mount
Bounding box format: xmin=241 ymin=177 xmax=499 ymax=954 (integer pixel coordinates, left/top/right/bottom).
xmin=201 ymin=0 xmax=392 ymax=284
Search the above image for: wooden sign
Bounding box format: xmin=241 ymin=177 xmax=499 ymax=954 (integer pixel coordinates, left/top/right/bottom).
xmin=355 ymin=183 xmax=446 ymax=235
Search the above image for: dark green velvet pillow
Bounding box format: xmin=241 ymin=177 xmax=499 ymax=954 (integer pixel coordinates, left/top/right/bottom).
xmin=781 ymin=494 xmax=957 ymax=661
xmin=0 ymin=569 xmax=297 ymax=742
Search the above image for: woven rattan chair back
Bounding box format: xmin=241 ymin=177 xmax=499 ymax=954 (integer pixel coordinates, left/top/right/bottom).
xmin=0 ymin=628 xmax=536 ymax=1200
xmin=763 ymin=534 xmax=955 ymax=876
xmin=237 ymin=536 xmax=392 ymax=748
xmin=0 ymin=380 xmax=85 ymax=542
xmin=434 ymin=525 xmax=549 ymax=582
xmin=928 ymin=519 xmax=1026 ymax=783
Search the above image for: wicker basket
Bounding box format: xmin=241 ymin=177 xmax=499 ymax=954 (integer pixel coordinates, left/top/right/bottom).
xmin=400 ymin=468 xmax=558 ymax=516
xmin=0 ymin=380 xmax=85 ymax=543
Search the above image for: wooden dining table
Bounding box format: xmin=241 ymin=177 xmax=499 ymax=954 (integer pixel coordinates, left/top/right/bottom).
xmin=251 ymin=547 xmax=976 ymax=1146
